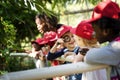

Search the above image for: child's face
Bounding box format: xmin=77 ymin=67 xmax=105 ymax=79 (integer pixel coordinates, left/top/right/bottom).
xmin=61 ymin=32 xmax=76 ymax=49
xmin=74 ymin=35 xmax=86 ymax=47
xmin=92 ymin=23 xmax=108 ymax=43
xmin=74 ymin=35 xmax=99 ymax=48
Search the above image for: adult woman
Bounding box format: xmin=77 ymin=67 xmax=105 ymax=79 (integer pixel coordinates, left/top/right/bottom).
xmin=35 ymin=13 xmax=62 ymax=80
xmin=35 ymin=13 xmax=59 ymax=34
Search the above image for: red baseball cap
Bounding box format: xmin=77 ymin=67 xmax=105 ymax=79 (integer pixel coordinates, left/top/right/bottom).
xmin=31 ymin=38 xmax=48 ymax=45
xmin=44 ymin=31 xmax=58 ymax=42
xmin=71 ymin=21 xmax=94 ymax=40
xmin=43 ymin=31 xmax=58 ymax=46
xmin=86 ymin=0 xmax=120 ymax=23
xmin=57 ymin=25 xmax=72 ymax=38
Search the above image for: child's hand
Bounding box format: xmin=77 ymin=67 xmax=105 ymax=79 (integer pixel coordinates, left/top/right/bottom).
xmin=56 ymin=38 xmax=64 ymax=44
xmin=73 ymin=54 xmax=84 ymax=63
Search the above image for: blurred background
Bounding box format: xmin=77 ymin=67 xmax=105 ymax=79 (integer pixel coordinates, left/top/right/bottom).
xmin=0 ymin=0 xmax=119 ymax=75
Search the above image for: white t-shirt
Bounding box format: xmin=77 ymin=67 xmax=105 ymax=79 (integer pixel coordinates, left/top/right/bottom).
xmin=82 ymin=69 xmax=107 ymax=80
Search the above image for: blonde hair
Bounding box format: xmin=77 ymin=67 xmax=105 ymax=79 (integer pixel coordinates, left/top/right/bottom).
xmin=74 ymin=35 xmax=100 ymax=48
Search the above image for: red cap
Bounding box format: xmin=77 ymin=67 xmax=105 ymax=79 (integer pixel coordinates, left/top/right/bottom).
xmin=44 ymin=31 xmax=58 ymax=42
xmin=57 ymin=25 xmax=72 ymax=38
xmin=86 ymin=0 xmax=120 ymax=23
xmin=43 ymin=31 xmax=58 ymax=46
xmin=31 ymin=38 xmax=48 ymax=45
xmin=71 ymin=21 xmax=94 ymax=40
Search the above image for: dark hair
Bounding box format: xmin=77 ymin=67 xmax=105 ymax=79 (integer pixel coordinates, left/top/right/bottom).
xmin=32 ymin=42 xmax=44 ymax=51
xmin=35 ymin=14 xmax=45 ymax=23
xmin=56 ymin=24 xmax=63 ymax=29
xmin=35 ymin=13 xmax=58 ymax=33
xmin=92 ymin=17 xmax=120 ymax=35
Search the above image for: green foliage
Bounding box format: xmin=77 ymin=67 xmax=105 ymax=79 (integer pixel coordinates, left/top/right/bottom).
xmin=0 ymin=20 xmax=16 ymax=49
xmin=0 ymin=48 xmax=35 ymax=75
xmin=0 ymin=0 xmax=39 ymax=49
xmin=30 ymin=0 xmax=102 ymax=16
xmin=0 ymin=0 xmax=38 ymax=74
xmin=0 ymin=49 xmax=10 ymax=72
xmin=88 ymin=0 xmax=102 ymax=5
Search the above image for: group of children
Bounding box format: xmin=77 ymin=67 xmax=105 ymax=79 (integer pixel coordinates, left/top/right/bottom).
xmin=29 ymin=0 xmax=120 ymax=80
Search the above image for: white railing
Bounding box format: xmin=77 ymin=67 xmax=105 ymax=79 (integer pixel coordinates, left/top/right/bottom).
xmin=10 ymin=53 xmax=28 ymax=57
xmin=0 ymin=53 xmax=111 ymax=80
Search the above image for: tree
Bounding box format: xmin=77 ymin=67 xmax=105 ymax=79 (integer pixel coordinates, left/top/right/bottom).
xmin=0 ymin=0 xmax=39 ymax=50
xmin=0 ymin=0 xmax=38 ymax=73
xmin=0 ymin=0 xmax=104 ymax=50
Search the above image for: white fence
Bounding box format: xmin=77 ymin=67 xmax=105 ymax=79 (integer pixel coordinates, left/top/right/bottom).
xmin=0 ymin=53 xmax=110 ymax=80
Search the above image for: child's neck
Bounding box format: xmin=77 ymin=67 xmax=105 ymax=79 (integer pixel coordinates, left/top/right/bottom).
xmin=67 ymin=46 xmax=76 ymax=51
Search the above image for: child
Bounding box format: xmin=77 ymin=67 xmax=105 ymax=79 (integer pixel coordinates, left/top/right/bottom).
xmin=47 ymin=25 xmax=82 ymax=80
xmin=84 ymin=0 xmax=120 ymax=68
xmin=30 ymin=38 xmax=47 ymax=68
xmin=84 ymin=0 xmax=120 ymax=79
xmin=71 ymin=21 xmax=107 ymax=80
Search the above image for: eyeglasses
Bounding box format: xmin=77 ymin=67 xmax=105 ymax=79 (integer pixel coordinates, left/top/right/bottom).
xmin=62 ymin=35 xmax=73 ymax=42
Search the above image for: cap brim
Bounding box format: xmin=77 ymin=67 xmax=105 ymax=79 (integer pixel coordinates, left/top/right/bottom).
xmin=85 ymin=17 xmax=99 ymax=23
xmin=85 ymin=12 xmax=102 ymax=23
xmin=50 ymin=36 xmax=58 ymax=42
